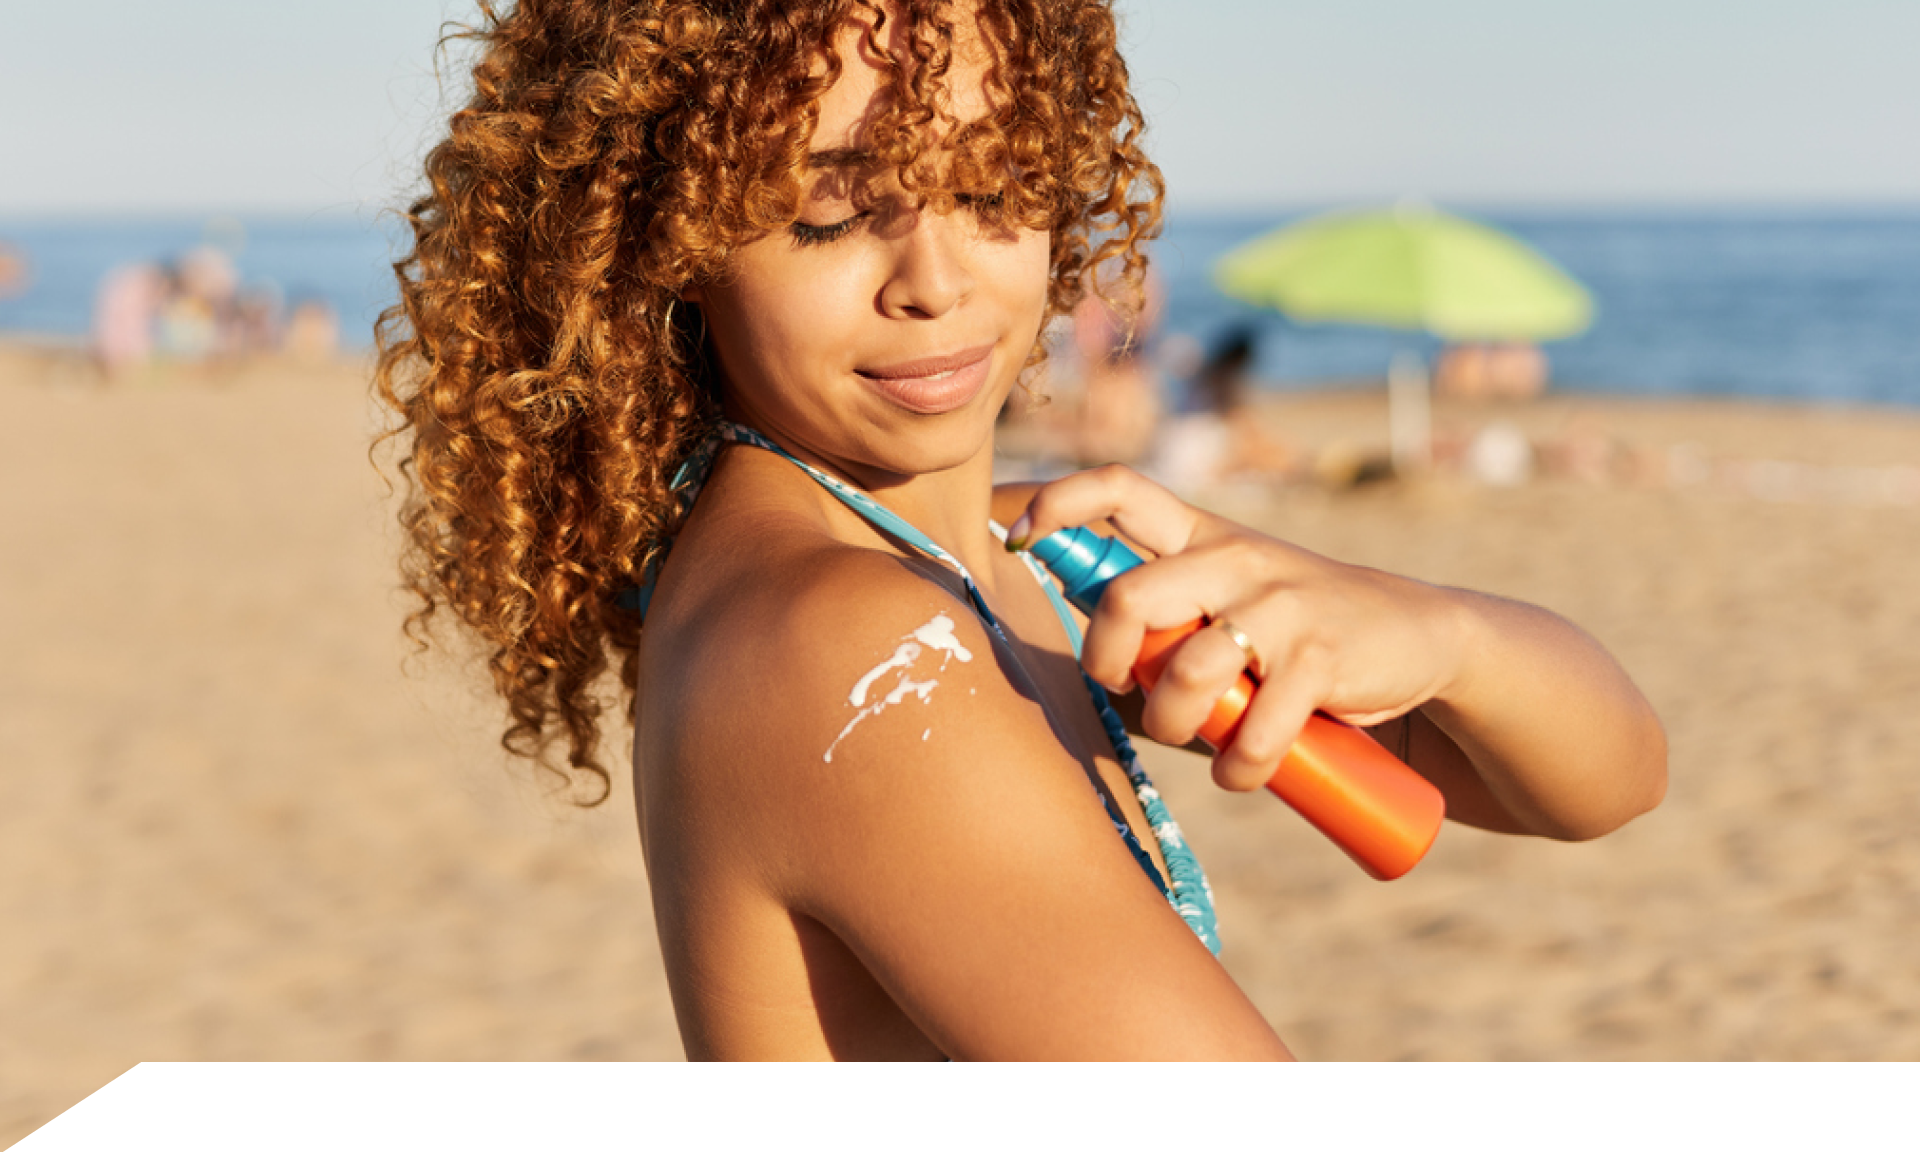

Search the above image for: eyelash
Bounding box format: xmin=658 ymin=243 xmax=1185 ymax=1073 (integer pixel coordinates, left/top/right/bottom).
xmin=790 ymin=216 xmax=863 ymax=248
xmin=788 ymin=192 xmax=1007 ymax=249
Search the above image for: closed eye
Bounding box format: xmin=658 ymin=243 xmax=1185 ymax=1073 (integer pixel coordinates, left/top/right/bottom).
xmin=790 ymin=214 xmax=865 ymax=248
xmin=790 ymin=191 xmax=1004 ymax=249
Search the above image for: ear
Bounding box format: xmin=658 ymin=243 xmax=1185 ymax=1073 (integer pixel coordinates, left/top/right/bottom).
xmin=678 ymin=285 xmax=704 ymax=305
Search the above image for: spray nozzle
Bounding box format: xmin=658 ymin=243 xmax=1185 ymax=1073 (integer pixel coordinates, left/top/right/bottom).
xmin=1028 ymin=527 xmax=1147 ymax=617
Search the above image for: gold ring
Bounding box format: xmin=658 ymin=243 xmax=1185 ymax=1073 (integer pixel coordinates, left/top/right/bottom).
xmin=1213 ymin=616 xmax=1262 ymax=678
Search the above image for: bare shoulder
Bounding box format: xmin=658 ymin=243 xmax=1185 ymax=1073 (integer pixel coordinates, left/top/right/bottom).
xmin=640 ymin=516 xmax=1003 ymax=819
xmin=638 ymin=510 xmax=1286 ymax=1057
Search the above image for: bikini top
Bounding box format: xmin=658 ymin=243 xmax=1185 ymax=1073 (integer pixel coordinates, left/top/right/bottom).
xmin=626 ymin=422 xmax=1220 ymax=955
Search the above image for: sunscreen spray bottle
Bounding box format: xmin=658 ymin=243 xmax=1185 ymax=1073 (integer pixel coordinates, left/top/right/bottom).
xmin=1028 ymin=527 xmax=1446 ymax=880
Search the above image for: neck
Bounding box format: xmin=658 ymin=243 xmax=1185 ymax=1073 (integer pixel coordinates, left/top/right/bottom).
xmin=720 ymin=415 xmax=1005 ymax=587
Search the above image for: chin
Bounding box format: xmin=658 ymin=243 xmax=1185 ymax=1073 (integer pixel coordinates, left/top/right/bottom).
xmin=861 ymin=398 xmax=1002 ymax=477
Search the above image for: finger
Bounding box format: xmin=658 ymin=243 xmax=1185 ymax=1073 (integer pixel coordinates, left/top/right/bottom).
xmin=1008 ymin=464 xmax=1205 ymax=558
xmin=1077 ymin=546 xmax=1273 ymax=688
xmin=1138 ymin=623 xmax=1261 ymax=749
xmin=1212 ymin=657 xmax=1323 ymax=793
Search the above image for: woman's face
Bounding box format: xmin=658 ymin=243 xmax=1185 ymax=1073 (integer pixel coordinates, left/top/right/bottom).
xmin=687 ymin=15 xmax=1052 ymax=482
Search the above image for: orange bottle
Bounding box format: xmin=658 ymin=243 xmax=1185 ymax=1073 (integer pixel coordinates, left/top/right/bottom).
xmin=1029 ymin=528 xmax=1445 ymax=880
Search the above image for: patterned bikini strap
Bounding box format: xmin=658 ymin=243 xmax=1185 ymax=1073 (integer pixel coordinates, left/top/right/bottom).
xmin=713 ymin=424 xmax=1004 ymax=625
xmin=619 ymin=423 xmax=998 ymax=622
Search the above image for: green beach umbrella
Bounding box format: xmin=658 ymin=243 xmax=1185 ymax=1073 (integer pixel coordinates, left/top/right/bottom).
xmin=1212 ymin=203 xmax=1594 ymax=342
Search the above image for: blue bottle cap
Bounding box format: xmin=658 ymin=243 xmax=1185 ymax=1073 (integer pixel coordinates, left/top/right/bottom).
xmin=1027 ymin=527 xmax=1146 ymax=616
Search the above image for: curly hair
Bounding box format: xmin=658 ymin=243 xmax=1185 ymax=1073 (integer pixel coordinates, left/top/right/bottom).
xmin=374 ymin=0 xmax=1163 ymax=802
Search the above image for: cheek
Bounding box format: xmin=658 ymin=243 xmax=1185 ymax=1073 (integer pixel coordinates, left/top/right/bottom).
xmin=999 ymin=229 xmax=1054 ymax=316
xmin=708 ymin=257 xmax=865 ymax=379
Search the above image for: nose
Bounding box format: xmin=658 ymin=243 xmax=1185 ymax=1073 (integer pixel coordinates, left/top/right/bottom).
xmin=876 ymin=206 xmax=976 ymax=320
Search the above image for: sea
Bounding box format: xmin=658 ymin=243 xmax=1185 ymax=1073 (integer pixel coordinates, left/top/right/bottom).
xmin=3 ymin=208 xmax=1918 ymax=407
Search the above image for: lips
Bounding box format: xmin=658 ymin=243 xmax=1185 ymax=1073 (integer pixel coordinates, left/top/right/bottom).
xmin=854 ymin=343 xmax=996 ymax=415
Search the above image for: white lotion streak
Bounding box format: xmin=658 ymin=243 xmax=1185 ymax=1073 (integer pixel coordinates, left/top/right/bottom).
xmin=823 ymin=611 xmax=975 ymax=764
xmin=910 ymin=614 xmax=974 ymax=666
xmin=848 ymin=643 xmax=920 ymax=708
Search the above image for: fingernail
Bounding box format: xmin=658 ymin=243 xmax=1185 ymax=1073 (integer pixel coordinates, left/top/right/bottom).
xmin=1005 ymin=514 xmax=1031 ymax=551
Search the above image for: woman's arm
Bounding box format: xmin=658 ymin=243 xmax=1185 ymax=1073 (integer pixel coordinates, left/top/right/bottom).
xmin=1009 ymin=466 xmax=1667 ymax=841
xmin=666 ymin=541 xmax=1291 ymax=1059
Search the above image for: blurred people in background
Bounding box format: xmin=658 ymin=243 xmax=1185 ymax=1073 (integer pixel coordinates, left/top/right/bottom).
xmin=157 ymin=246 xmax=240 ymax=363
xmin=92 ymin=262 xmax=169 ymax=380
xmin=1147 ymin=324 xmax=1297 ymax=495
xmin=0 ymin=240 xmax=29 ymax=299
xmin=1434 ymin=340 xmax=1549 ymax=401
xmin=231 ymin=286 xmax=286 ymax=358
xmin=1070 ymin=265 xmax=1163 ymax=465
xmin=88 ymin=242 xmax=325 ymax=380
xmin=283 ymin=298 xmax=342 ymax=364
xmin=1196 ymin=325 xmax=1257 ymax=412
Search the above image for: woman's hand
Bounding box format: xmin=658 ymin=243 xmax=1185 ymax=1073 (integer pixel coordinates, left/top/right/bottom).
xmin=1011 ymin=466 xmax=1667 ymax=839
xmin=1009 ymin=466 xmax=1462 ymax=791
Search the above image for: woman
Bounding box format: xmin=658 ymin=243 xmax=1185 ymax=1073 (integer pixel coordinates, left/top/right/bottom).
xmin=377 ymin=0 xmax=1666 ymax=1060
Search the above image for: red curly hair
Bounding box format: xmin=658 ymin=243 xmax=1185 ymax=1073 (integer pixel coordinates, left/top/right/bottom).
xmin=375 ymin=0 xmax=1163 ymax=801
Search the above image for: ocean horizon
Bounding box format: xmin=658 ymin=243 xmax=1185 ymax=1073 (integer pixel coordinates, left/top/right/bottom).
xmin=3 ymin=204 xmax=1918 ymax=407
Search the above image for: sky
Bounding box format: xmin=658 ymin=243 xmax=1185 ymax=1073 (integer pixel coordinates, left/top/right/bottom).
xmin=1 ymin=0 xmax=1916 ymax=216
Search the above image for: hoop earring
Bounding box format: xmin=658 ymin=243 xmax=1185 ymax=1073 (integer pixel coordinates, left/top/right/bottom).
xmin=662 ymin=297 xmax=707 ymax=357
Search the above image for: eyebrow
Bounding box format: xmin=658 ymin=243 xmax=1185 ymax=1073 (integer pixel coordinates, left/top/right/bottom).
xmin=805 ymin=147 xmax=876 ymax=171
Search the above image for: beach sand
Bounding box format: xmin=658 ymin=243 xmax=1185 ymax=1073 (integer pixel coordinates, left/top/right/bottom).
xmin=4 ymin=346 xmax=1918 ymax=1135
